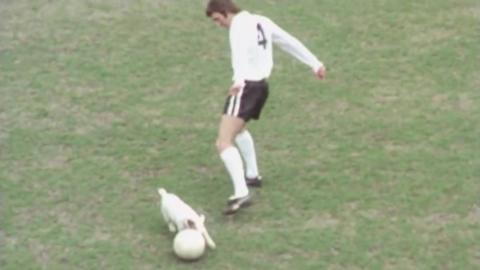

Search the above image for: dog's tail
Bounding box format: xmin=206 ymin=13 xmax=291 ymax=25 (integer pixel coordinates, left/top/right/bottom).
xmin=157 ymin=188 xmax=167 ymax=197
xmin=202 ymin=230 xmax=216 ymax=249
xmin=198 ymin=215 xmax=216 ymax=249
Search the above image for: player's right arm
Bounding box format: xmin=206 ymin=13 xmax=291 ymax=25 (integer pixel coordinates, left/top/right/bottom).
xmin=229 ymin=19 xmax=251 ymax=92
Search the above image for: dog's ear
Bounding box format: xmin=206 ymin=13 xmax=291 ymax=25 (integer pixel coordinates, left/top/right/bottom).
xmin=186 ymin=219 xmax=196 ymax=229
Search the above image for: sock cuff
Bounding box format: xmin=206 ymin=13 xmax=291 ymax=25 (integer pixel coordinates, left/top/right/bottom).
xmin=220 ymin=146 xmax=240 ymax=160
xmin=235 ymin=129 xmax=251 ymax=142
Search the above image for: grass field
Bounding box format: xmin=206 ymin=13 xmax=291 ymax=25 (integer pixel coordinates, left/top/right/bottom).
xmin=1 ymin=0 xmax=479 ymax=269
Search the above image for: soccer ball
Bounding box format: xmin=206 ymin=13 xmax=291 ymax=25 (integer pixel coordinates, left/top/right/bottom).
xmin=173 ymin=229 xmax=206 ymax=260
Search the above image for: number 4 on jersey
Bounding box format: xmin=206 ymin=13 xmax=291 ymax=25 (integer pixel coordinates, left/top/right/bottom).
xmin=257 ymin=23 xmax=267 ymax=49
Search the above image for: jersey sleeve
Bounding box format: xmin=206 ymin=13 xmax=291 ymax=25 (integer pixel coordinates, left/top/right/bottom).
xmin=267 ymin=18 xmax=324 ymax=71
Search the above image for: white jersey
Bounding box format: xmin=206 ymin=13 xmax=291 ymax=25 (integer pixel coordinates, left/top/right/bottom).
xmin=229 ymin=11 xmax=324 ymax=86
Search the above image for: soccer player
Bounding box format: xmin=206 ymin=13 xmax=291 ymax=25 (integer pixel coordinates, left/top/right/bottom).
xmin=205 ymin=0 xmax=326 ymax=215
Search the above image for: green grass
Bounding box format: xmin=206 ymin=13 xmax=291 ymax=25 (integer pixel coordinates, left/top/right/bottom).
xmin=1 ymin=0 xmax=479 ymax=269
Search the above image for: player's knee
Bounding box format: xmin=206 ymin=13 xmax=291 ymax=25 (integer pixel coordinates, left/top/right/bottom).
xmin=215 ymin=139 xmax=232 ymax=153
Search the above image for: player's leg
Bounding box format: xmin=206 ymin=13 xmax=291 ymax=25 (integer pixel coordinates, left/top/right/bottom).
xmin=233 ymin=80 xmax=268 ymax=187
xmin=235 ymin=129 xmax=262 ymax=187
xmin=216 ymin=115 xmax=251 ymax=210
xmin=217 ymin=80 xmax=268 ymax=214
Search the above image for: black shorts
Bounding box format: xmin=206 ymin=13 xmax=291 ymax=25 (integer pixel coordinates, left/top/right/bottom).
xmin=223 ymin=80 xmax=269 ymax=122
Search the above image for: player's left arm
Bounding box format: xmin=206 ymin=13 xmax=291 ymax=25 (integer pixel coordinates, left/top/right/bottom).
xmin=268 ymin=19 xmax=326 ymax=80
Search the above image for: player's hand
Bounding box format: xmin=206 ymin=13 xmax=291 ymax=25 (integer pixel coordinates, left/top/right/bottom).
xmin=314 ymin=66 xmax=326 ymax=80
xmin=229 ymin=84 xmax=243 ymax=96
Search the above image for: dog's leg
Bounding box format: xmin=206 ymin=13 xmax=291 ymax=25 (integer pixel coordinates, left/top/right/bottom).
xmin=168 ymin=222 xmax=177 ymax=233
xmin=161 ymin=208 xmax=177 ymax=233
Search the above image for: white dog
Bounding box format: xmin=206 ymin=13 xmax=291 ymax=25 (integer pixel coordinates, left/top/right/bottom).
xmin=157 ymin=188 xmax=216 ymax=249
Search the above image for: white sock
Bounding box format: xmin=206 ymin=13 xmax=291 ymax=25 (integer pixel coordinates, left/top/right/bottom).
xmin=220 ymin=146 xmax=249 ymax=199
xmin=235 ymin=130 xmax=259 ymax=179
